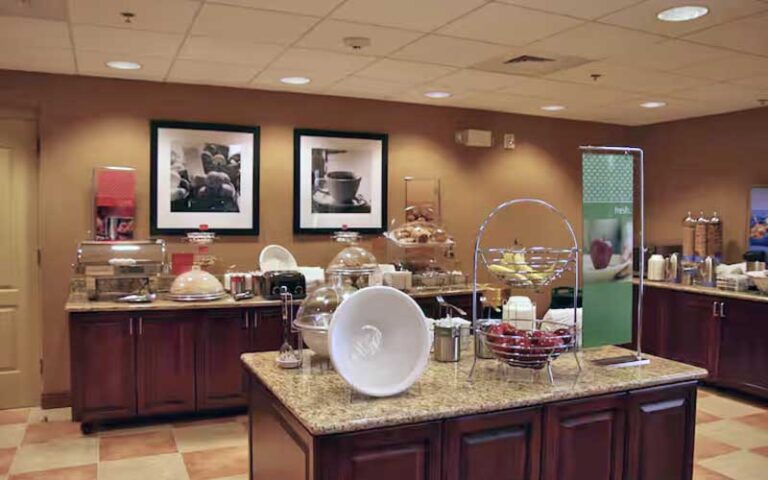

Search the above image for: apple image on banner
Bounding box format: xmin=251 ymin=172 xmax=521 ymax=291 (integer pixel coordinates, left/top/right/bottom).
xmin=590 ymin=238 xmax=613 ymax=270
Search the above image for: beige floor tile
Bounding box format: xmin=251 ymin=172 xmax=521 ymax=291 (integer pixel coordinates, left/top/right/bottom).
xmin=172 ymin=416 xmax=239 ymax=429
xmin=735 ymin=412 xmax=768 ymax=430
xmin=697 ymin=420 xmax=768 ymax=450
xmin=173 ymin=423 xmax=246 ymax=453
xmin=697 ymin=411 xmax=722 ymax=424
xmin=697 ymin=395 xmax=765 ymax=420
xmin=182 ymin=445 xmax=248 ymax=480
xmin=100 ymin=430 xmax=177 ymax=461
xmin=98 ymin=423 xmax=172 ymax=438
xmin=0 ymin=426 xmax=26 ymax=449
xmin=22 ymin=422 xmax=82 ymax=445
xmin=695 ymin=434 xmax=739 ymax=461
xmin=98 ymin=453 xmax=189 ymax=480
xmin=9 ymin=438 xmax=97 ymax=475
xmin=693 ymin=464 xmax=734 ymax=479
xmin=699 ymin=450 xmax=768 ymax=480
xmin=27 ymin=408 xmax=72 ymax=424
xmin=8 ymin=464 xmax=97 ymax=480
xmin=0 ymin=448 xmax=14 ymax=476
xmin=211 ymin=475 xmax=248 ymax=480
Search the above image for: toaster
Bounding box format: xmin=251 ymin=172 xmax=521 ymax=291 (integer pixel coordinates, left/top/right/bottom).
xmin=262 ymin=271 xmax=306 ymax=300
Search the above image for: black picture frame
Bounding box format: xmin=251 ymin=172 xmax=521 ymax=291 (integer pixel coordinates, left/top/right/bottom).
xmin=293 ymin=128 xmax=388 ymax=234
xmin=150 ymin=120 xmax=260 ymax=236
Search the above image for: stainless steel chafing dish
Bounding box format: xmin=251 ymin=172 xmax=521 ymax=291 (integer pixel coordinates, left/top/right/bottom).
xmin=75 ymin=240 xmax=166 ymax=300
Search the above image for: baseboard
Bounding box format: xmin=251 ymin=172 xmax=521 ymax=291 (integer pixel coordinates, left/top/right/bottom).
xmin=41 ymin=391 xmax=71 ymax=409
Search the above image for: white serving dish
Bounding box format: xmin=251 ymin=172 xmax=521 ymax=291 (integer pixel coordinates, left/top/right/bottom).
xmin=328 ymin=286 xmax=430 ymax=397
xmin=260 ymin=244 xmax=298 ymax=272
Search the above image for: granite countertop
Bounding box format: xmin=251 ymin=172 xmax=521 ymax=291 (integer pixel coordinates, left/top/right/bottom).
xmin=241 ymin=346 xmax=706 ymax=436
xmin=636 ymin=278 xmax=768 ymax=304
xmin=65 ymin=286 xmax=480 ymax=313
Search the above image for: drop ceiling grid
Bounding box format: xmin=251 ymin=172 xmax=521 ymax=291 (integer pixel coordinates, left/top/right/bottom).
xmin=0 ymin=0 xmax=764 ymax=125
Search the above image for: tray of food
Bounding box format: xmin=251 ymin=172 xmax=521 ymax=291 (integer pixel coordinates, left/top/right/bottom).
xmin=384 ymin=221 xmax=454 ymax=248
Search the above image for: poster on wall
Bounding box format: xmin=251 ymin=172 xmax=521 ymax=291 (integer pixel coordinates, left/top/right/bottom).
xmin=294 ymin=129 xmax=387 ymax=234
xmin=93 ymin=166 xmax=136 ymax=241
xmin=581 ymin=152 xmax=634 ymax=348
xmin=150 ymin=120 xmax=259 ymax=235
xmin=749 ymin=186 xmax=768 ymax=254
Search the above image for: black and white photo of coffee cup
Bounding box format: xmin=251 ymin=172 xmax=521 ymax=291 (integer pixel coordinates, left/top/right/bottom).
xmin=326 ymin=171 xmax=362 ymax=203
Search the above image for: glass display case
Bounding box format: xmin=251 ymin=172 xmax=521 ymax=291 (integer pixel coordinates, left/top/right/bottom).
xmin=326 ymin=231 xmax=380 ymax=289
xmin=75 ymin=240 xmax=166 ymax=300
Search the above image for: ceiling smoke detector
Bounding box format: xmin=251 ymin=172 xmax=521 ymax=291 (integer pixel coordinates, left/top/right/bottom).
xmin=343 ymin=36 xmax=372 ymax=51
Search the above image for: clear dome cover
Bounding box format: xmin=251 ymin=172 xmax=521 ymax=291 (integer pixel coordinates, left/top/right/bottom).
xmin=170 ymin=266 xmax=225 ymax=295
xmin=327 ymin=246 xmax=378 ymax=273
xmin=295 ymin=284 xmax=358 ymax=330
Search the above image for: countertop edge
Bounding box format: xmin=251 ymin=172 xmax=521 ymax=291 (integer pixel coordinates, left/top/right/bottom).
xmin=635 ymin=278 xmax=768 ymax=303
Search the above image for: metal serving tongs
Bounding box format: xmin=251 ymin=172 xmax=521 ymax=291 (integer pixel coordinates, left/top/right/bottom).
xmin=276 ymin=287 xmax=302 ymax=369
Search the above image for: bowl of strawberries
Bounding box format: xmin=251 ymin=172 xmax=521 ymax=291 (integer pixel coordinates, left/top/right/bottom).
xmin=479 ymin=320 xmax=575 ymax=369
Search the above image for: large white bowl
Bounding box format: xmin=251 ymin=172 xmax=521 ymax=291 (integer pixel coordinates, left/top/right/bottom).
xmin=328 ymin=286 xmax=430 ymax=397
xmin=259 ymin=244 xmax=297 ymax=272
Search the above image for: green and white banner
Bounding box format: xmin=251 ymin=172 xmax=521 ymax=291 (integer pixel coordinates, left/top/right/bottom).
xmin=581 ymin=153 xmax=634 ymax=348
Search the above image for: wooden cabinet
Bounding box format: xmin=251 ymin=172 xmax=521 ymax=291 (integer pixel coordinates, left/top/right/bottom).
xmin=542 ymin=394 xmax=626 ymax=480
xmin=716 ymin=299 xmax=768 ymax=398
xmin=320 ymin=422 xmax=442 ymax=480
xmin=197 ymin=309 xmax=252 ymax=410
xmin=625 ymin=382 xmax=696 ymax=480
xmin=632 ymin=285 xmax=668 ymax=356
xmin=664 ymin=292 xmax=716 ymax=370
xmin=136 ymin=312 xmax=197 ymax=415
xmin=70 ymin=313 xmax=136 ymax=422
xmin=443 ymin=407 xmax=541 ymax=480
xmin=251 ymin=307 xmax=287 ymax=352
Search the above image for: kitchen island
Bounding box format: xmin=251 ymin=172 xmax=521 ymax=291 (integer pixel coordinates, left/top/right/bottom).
xmin=242 ymin=346 xmax=707 ymax=480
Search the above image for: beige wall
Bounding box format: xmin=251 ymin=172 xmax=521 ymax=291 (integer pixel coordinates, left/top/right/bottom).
xmin=632 ymin=107 xmax=768 ymax=263
xmin=1 ymin=70 xmax=632 ymax=397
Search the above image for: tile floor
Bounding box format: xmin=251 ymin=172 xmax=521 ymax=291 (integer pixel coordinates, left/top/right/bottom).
xmin=0 ymin=386 xmax=765 ymax=479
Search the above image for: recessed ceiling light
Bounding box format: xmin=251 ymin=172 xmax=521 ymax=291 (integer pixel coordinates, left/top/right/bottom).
xmin=424 ymin=91 xmax=451 ymax=99
xmin=656 ymin=5 xmax=709 ymax=22
xmin=105 ymin=60 xmax=141 ymax=70
xmin=280 ymin=76 xmax=311 ymax=85
xmin=541 ymin=105 xmax=566 ymax=111
xmin=640 ymin=101 xmax=667 ymax=109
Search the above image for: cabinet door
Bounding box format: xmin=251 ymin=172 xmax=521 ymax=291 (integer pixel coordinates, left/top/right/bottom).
xmin=717 ymin=299 xmax=768 ymax=398
xmin=70 ymin=314 xmax=136 ymax=422
xmin=625 ymin=382 xmax=697 ymax=480
xmin=444 ymin=407 xmax=541 ymax=480
xmin=542 ymin=394 xmax=626 ymax=480
xmin=664 ymin=292 xmax=716 ymax=370
xmin=252 ymin=307 xmax=297 ymax=352
xmin=136 ymin=312 xmax=197 ymax=415
xmin=197 ymin=309 xmax=250 ymax=410
xmin=320 ymin=422 xmax=442 ymax=480
xmin=632 ymin=285 xmax=668 ymax=355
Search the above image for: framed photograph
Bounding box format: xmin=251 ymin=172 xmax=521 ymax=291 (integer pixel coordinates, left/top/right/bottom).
xmin=294 ymin=129 xmax=388 ymax=234
xmin=150 ymin=120 xmax=259 ymax=235
xmin=748 ymin=186 xmax=768 ymax=253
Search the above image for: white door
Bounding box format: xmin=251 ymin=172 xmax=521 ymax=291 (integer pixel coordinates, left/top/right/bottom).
xmin=0 ymin=110 xmax=41 ymax=408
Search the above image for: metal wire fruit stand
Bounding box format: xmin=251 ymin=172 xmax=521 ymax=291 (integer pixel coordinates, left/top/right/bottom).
xmin=469 ymin=198 xmax=582 ymax=384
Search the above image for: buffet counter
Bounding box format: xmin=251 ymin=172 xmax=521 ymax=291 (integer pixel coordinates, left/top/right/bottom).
xmin=634 ymin=278 xmax=768 ymax=303
xmin=64 ymin=286 xmax=480 ymax=313
xmin=243 ymin=346 xmax=705 ymax=480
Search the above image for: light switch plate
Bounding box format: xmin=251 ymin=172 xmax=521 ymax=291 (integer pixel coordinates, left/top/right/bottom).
xmin=503 ymin=134 xmax=515 ymax=150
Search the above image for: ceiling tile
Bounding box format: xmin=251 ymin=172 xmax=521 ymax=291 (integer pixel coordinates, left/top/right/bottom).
xmin=327 ymin=76 xmax=409 ymax=96
xmin=69 ymin=0 xmax=200 ymax=33
xmin=730 ymin=75 xmax=768 ymax=89
xmin=428 ymin=69 xmax=517 ymax=92
xmin=599 ymin=0 xmax=768 ymax=37
xmin=0 ymin=45 xmax=75 ymax=74
xmin=496 ymin=0 xmax=642 ymax=20
xmin=331 ymin=0 xmax=487 ymax=32
xmin=391 ymin=35 xmax=510 ymax=68
xmin=179 ymin=37 xmax=283 ymax=66
xmin=251 ymin=67 xmax=343 ymax=90
xmin=602 ymin=39 xmax=729 ymax=71
xmin=668 ymin=82 xmax=768 ymax=105
xmin=548 ymin=61 xmax=711 ymax=94
xmin=0 ymin=16 xmax=70 ymax=49
xmin=296 ymin=19 xmax=422 ymax=56
xmin=356 ymin=59 xmax=456 ymax=84
xmin=684 ymin=11 xmax=768 ymax=56
xmin=498 ymin=76 xmax=638 ymax=104
xmin=271 ymin=48 xmax=376 ymax=75
xmin=528 ymin=23 xmax=664 ymax=60
xmin=192 ymin=3 xmax=317 ymax=45
xmin=76 ymin=50 xmax=172 ymax=80
xmin=0 ymin=0 xmax=67 ymax=20
xmin=167 ymin=59 xmax=260 ymax=86
xmin=438 ymin=3 xmax=582 ymax=46
xmin=673 ymin=52 xmax=768 ymax=81
xmin=72 ymin=26 xmax=184 ymax=57
xmin=209 ymin=0 xmax=344 ymax=16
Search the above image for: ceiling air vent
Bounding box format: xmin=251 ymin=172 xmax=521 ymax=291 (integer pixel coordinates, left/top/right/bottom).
xmin=504 ymin=55 xmax=555 ymax=65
